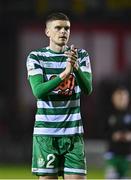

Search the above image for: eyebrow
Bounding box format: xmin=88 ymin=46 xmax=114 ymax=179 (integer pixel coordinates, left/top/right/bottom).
xmin=55 ymin=25 xmax=70 ymax=28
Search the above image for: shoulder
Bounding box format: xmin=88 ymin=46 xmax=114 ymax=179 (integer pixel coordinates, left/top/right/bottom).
xmin=77 ymin=49 xmax=90 ymax=63
xmin=77 ymin=48 xmax=89 ymax=57
xmin=26 ymin=48 xmax=45 ymax=67
xmin=28 ymin=47 xmax=47 ymax=57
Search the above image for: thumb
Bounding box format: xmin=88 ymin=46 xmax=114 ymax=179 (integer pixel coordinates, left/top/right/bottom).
xmin=71 ymin=44 xmax=77 ymax=53
xmin=70 ymin=44 xmax=75 ymax=50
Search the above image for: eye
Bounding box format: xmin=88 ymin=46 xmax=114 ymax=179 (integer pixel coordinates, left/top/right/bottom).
xmin=55 ymin=26 xmax=61 ymax=30
xmin=64 ymin=27 xmax=70 ymax=31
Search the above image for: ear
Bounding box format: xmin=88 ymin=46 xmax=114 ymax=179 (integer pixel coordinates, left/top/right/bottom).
xmin=45 ymin=27 xmax=50 ymax=37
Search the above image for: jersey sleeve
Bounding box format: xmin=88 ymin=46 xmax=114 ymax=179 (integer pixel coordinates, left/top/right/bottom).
xmin=78 ymin=49 xmax=92 ymax=74
xmin=26 ymin=52 xmax=43 ymax=77
xmin=26 ymin=51 xmax=63 ymax=99
xmin=73 ymin=49 xmax=92 ymax=95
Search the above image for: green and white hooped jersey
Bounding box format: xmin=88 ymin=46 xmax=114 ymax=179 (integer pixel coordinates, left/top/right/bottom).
xmin=26 ymin=46 xmax=92 ymax=136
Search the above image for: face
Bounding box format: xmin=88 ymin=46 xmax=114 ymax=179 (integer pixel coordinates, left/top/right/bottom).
xmin=45 ymin=20 xmax=70 ymax=47
xmin=112 ymin=89 xmax=130 ymax=110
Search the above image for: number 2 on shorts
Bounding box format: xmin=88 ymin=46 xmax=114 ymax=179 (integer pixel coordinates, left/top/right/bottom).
xmin=46 ymin=154 xmax=55 ymax=168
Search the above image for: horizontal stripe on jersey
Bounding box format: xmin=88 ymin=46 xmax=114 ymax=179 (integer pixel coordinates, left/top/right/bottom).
xmin=81 ymin=66 xmax=90 ymax=73
xmin=43 ymin=68 xmax=65 ymax=75
xmin=37 ymin=99 xmax=80 ymax=108
xmin=36 ymin=106 xmax=80 ymax=115
xmin=32 ymin=51 xmax=66 ymax=58
xmin=35 ymin=119 xmax=82 ymax=128
xmin=38 ymin=55 xmax=67 ymax=62
xmin=28 ymin=68 xmax=43 ymax=76
xmin=40 ymin=60 xmax=66 ymax=69
xmin=40 ymin=92 xmax=80 ymax=101
xmin=35 ymin=113 xmax=81 ymax=122
xmin=33 ymin=126 xmax=84 ymax=136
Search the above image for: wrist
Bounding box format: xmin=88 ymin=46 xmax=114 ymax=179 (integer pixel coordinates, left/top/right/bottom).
xmin=59 ymin=70 xmax=69 ymax=80
xmin=73 ymin=63 xmax=79 ymax=71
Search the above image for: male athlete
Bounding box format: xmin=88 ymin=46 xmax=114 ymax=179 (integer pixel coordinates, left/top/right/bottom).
xmin=26 ymin=12 xmax=92 ymax=179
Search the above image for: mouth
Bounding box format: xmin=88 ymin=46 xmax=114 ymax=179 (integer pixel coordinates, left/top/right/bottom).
xmin=59 ymin=36 xmax=67 ymax=39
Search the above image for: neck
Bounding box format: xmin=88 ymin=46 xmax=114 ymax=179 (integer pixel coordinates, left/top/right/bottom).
xmin=49 ymin=43 xmax=67 ymax=53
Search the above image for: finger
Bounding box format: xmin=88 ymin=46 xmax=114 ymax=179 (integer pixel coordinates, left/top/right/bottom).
xmin=66 ymin=54 xmax=77 ymax=61
xmin=65 ymin=51 xmax=77 ymax=57
xmin=70 ymin=45 xmax=78 ymax=55
xmin=70 ymin=44 xmax=76 ymax=53
xmin=67 ymin=58 xmax=76 ymax=64
xmin=70 ymin=55 xmax=78 ymax=59
xmin=70 ymin=44 xmax=75 ymax=50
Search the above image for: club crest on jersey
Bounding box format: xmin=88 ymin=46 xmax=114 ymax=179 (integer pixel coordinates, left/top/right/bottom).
xmin=50 ymin=74 xmax=75 ymax=96
xmin=37 ymin=156 xmax=45 ymax=167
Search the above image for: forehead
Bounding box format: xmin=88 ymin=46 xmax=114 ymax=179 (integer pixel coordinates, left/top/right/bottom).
xmin=113 ymin=89 xmax=129 ymax=97
xmin=47 ymin=20 xmax=70 ymax=28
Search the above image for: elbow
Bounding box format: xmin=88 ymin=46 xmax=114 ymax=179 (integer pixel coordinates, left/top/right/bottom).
xmin=88 ymin=86 xmax=93 ymax=95
xmin=32 ymin=87 xmax=43 ymax=99
xmin=85 ymin=77 xmax=93 ymax=95
xmin=84 ymin=85 xmax=93 ymax=95
xmin=33 ymin=91 xmax=41 ymax=99
xmin=87 ymin=79 xmax=93 ymax=95
xmin=33 ymin=89 xmax=48 ymax=99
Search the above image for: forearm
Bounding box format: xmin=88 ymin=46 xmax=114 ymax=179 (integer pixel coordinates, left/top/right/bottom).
xmin=74 ymin=67 xmax=92 ymax=95
xmin=29 ymin=64 xmax=73 ymax=99
xmin=29 ymin=75 xmax=62 ymax=99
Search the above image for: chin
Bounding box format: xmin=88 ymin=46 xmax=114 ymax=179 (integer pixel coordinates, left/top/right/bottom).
xmin=58 ymin=39 xmax=68 ymax=45
xmin=58 ymin=42 xmax=66 ymax=46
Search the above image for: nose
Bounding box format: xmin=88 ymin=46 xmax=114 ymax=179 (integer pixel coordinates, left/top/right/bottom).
xmin=61 ymin=28 xmax=66 ymax=33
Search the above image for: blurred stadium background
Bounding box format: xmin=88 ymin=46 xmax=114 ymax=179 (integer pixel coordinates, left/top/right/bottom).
xmin=0 ymin=0 xmax=131 ymax=179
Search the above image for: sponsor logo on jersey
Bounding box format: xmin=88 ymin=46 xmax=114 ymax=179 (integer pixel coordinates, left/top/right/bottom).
xmin=50 ymin=74 xmax=75 ymax=96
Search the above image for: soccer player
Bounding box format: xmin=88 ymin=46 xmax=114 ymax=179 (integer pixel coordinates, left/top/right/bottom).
xmin=26 ymin=12 xmax=92 ymax=180
xmin=104 ymin=86 xmax=131 ymax=179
